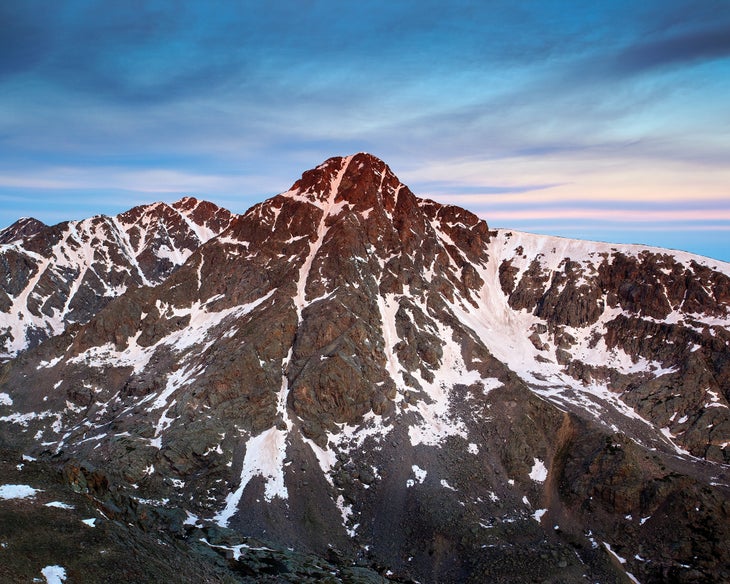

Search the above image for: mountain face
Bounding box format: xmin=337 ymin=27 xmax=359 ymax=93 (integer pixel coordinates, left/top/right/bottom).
xmin=0 ymin=197 xmax=234 ymax=361
xmin=0 ymin=217 xmax=47 ymax=245
xmin=1 ymin=154 xmax=728 ymax=583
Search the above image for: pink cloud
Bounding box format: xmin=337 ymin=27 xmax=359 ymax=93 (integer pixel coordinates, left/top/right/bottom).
xmin=480 ymin=207 xmax=730 ymax=223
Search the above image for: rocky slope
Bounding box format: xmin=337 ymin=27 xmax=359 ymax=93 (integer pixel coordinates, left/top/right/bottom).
xmin=0 ymin=217 xmax=47 ymax=245
xmin=1 ymin=153 xmax=728 ymax=583
xmin=0 ymin=197 xmax=234 ymax=361
xmin=0 ymin=446 xmax=391 ymax=583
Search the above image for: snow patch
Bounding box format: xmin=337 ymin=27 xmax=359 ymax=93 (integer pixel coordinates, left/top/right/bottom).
xmin=44 ymin=501 xmax=74 ymax=510
xmin=41 ymin=565 xmax=66 ymax=584
xmin=407 ymin=465 xmax=428 ymax=488
xmin=705 ymin=388 xmax=727 ymax=409
xmin=479 ymin=378 xmax=504 ymax=395
xmin=336 ymin=494 xmax=357 ymax=536
xmin=406 ymin=315 xmax=477 ymax=446
xmin=214 ymin=425 xmax=289 ymax=527
xmin=0 ymin=484 xmax=41 ymax=500
xmin=603 ymin=542 xmax=641 ymax=584
xmin=38 ymin=356 xmax=63 ymax=369
xmin=533 ymin=508 xmax=547 ymax=523
xmin=529 ymin=458 xmax=548 ymax=483
xmin=0 ymin=392 xmax=12 ymax=406
xmin=376 ymin=293 xmax=404 ymax=387
xmin=200 ymin=538 xmax=273 ymax=560
xmin=603 ymin=541 xmax=626 ymax=563
xmin=184 ymin=510 xmax=200 ymax=526
xmin=0 ymin=410 xmax=57 ymax=428
xmin=659 ymin=427 xmax=692 ymax=456
xmin=412 ymin=465 xmax=427 ymax=483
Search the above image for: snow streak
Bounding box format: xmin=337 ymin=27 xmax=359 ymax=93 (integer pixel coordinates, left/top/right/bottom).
xmin=216 ymin=156 xmax=355 ymax=526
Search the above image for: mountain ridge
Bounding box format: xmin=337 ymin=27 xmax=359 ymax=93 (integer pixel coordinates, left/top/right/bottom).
xmin=0 ymin=196 xmax=235 ymax=360
xmin=1 ymin=153 xmax=728 ymax=583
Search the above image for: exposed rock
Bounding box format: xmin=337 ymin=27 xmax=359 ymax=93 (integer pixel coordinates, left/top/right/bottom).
xmin=0 ymin=217 xmax=47 ymax=244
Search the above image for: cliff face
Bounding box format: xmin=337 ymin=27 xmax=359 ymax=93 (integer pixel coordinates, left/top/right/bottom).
xmin=1 ymin=154 xmax=728 ymax=583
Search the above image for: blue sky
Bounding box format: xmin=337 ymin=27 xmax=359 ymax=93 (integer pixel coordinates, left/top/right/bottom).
xmin=1 ymin=1 xmax=729 ymax=261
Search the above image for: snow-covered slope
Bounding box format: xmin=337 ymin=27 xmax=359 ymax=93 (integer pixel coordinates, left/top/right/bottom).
xmin=486 ymin=229 xmax=730 ymax=460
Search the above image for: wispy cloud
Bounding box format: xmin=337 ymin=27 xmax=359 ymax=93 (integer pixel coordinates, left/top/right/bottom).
xmin=612 ymin=24 xmax=730 ymax=75
xmin=481 ymin=207 xmax=730 ymax=224
xmin=0 ymin=167 xmax=249 ymax=193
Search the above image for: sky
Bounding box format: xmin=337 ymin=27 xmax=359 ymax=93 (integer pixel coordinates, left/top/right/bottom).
xmin=1 ymin=1 xmax=729 ymax=262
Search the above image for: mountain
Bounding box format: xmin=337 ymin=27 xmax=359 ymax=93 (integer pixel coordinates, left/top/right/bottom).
xmin=1 ymin=154 xmax=728 ymax=583
xmin=0 ymin=217 xmax=47 ymax=245
xmin=0 ymin=197 xmax=234 ymax=361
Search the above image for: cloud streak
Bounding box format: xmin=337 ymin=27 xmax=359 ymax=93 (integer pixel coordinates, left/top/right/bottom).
xmin=482 ymin=207 xmax=730 ymax=224
xmin=613 ymin=24 xmax=730 ymax=75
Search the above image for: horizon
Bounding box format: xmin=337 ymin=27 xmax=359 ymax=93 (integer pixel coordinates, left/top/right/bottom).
xmin=1 ymin=1 xmax=728 ymax=262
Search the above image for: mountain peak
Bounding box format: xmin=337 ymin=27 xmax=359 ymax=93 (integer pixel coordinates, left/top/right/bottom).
xmin=0 ymin=216 xmax=47 ymax=244
xmin=172 ymin=195 xmax=200 ymax=208
xmin=283 ymin=153 xmax=406 ymax=213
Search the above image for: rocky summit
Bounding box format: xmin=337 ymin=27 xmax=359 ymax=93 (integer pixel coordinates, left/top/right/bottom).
xmin=0 ymin=153 xmax=728 ymax=583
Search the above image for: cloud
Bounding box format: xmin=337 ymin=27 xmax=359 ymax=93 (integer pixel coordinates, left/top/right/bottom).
xmin=0 ymin=164 xmax=271 ymax=195
xmin=410 ymin=181 xmax=562 ymax=196
xmin=613 ymin=24 xmax=730 ymax=75
xmin=481 ymin=207 xmax=730 ymax=224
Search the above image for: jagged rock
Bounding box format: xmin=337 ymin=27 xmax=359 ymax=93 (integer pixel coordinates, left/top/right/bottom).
xmin=0 ymin=217 xmax=46 ymax=244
